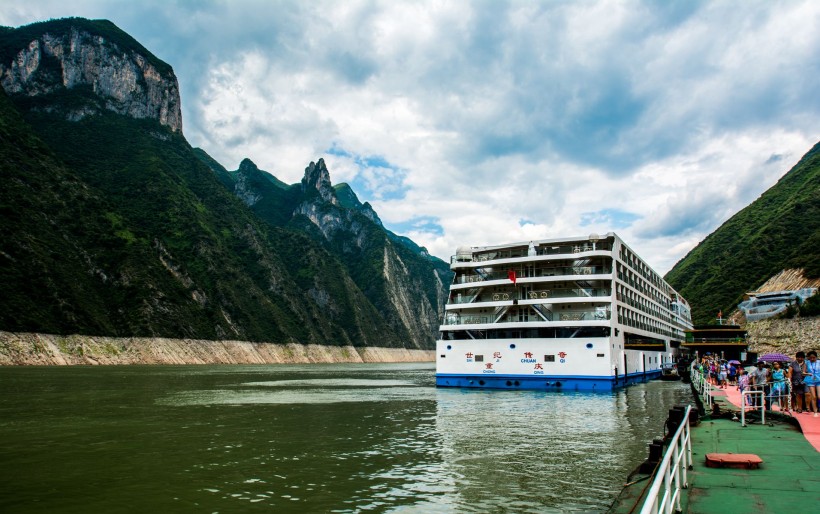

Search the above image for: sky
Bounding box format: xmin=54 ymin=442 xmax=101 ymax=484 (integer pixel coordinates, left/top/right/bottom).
xmin=3 ymin=1 xmax=819 ymax=274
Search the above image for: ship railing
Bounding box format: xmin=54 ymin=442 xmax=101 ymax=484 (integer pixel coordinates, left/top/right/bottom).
xmin=454 ymin=267 xmax=613 ymax=284
xmin=526 ymin=288 xmax=612 ymax=300
xmin=559 ymin=308 xmax=610 ymax=321
xmin=443 ymin=315 xmax=489 ymax=325
xmin=451 ymin=243 xmax=614 ymax=263
xmin=639 ymin=405 xmax=693 ymax=514
xmin=496 ymin=309 xmax=608 ymax=323
xmin=451 ymin=288 xmax=612 ymax=303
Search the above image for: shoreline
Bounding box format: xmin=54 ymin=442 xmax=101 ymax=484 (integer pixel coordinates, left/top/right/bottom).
xmin=0 ymin=331 xmax=435 ymax=365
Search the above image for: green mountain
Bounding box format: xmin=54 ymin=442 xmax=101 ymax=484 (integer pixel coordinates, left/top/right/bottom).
xmin=664 ymin=142 xmax=820 ymax=324
xmin=0 ymin=18 xmax=449 ymax=348
xmin=196 ymin=154 xmax=452 ymax=346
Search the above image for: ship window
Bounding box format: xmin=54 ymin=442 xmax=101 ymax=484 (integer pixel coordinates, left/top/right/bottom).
xmin=440 ymin=354 xmax=446 ymax=358
xmin=544 ymin=355 xmax=556 ymax=362
xmin=475 ymin=355 xmax=484 ymax=362
xmin=597 ymin=353 xmax=605 ymax=357
xmin=447 ymin=345 xmax=452 ymax=350
xmin=509 ymin=343 xmax=516 ymax=349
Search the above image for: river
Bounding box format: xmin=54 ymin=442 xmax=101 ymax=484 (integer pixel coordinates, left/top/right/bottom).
xmin=0 ymin=363 xmax=693 ymax=513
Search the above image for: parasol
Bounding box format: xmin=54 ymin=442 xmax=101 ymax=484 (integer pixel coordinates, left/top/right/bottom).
xmin=758 ymin=352 xmax=791 ymax=363
xmin=729 ymin=360 xmax=741 ymax=365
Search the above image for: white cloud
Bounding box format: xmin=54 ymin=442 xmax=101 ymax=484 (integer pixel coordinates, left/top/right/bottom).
xmin=2 ymin=0 xmax=819 ymax=275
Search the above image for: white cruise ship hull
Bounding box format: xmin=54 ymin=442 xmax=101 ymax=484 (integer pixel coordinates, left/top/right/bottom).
xmin=436 ymin=338 xmax=670 ymax=391
xmin=435 ymin=233 xmax=693 ymax=391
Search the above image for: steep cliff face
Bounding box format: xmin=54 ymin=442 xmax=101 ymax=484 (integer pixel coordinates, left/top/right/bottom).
xmin=0 ymin=19 xmax=182 ymax=132
xmin=215 ymin=155 xmax=452 ymax=348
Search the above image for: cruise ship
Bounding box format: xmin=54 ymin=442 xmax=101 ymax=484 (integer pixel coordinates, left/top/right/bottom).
xmin=436 ymin=233 xmax=693 ymax=390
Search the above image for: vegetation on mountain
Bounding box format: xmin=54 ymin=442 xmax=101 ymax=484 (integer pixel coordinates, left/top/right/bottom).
xmin=665 ymin=142 xmax=820 ymax=324
xmin=0 ymin=18 xmax=449 ymax=349
xmin=1 ymin=89 xmax=397 ymax=344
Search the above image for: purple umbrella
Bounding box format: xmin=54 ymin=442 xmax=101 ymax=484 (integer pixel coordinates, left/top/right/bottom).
xmin=759 ymin=352 xmax=791 ymax=362
xmin=729 ymin=360 xmax=741 ymax=365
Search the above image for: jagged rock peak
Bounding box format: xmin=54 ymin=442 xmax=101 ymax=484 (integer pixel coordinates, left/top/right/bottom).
xmin=238 ymin=158 xmax=258 ymax=173
xmin=361 ymin=202 xmax=384 ymax=227
xmin=0 ymin=18 xmax=183 ymax=133
xmin=301 ymin=158 xmax=338 ymax=205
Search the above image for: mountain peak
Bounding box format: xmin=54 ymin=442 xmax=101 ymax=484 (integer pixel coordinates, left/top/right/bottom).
xmin=301 ymin=158 xmax=338 ymax=205
xmin=0 ymin=17 xmax=182 ymax=132
xmin=238 ymin=158 xmax=258 ymax=173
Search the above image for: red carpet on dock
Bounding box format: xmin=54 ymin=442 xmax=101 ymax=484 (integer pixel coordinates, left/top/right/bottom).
xmin=720 ymin=384 xmax=820 ymax=452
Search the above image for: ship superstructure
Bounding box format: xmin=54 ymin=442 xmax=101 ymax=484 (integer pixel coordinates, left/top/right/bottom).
xmin=436 ymin=233 xmax=693 ymax=390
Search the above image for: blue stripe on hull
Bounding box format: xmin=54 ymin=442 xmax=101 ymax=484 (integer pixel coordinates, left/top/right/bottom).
xmin=435 ymin=370 xmax=662 ymax=391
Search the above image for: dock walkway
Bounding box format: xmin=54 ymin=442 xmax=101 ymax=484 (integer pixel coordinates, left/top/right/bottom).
xmin=609 ymin=382 xmax=820 ymax=513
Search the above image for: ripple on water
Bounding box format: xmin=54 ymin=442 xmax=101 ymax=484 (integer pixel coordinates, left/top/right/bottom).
xmin=241 ymin=379 xmax=415 ymax=388
xmin=157 ymin=386 xmax=436 ymax=406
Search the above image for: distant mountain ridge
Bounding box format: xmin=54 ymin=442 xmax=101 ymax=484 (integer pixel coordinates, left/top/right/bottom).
xmin=664 ymin=142 xmax=820 ymax=324
xmin=0 ymin=18 xmax=450 ymax=349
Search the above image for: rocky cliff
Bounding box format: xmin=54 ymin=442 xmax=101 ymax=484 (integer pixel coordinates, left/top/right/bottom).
xmin=745 ymin=317 xmax=820 ymax=356
xmin=209 ymin=155 xmax=452 ymax=348
xmin=0 ymin=19 xmax=182 ymax=132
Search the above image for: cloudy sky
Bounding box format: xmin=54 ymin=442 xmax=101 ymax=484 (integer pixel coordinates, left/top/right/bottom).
xmin=3 ymin=1 xmax=819 ymax=274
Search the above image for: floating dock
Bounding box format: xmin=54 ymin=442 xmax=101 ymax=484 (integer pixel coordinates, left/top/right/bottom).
xmin=610 ymin=381 xmax=820 ymax=513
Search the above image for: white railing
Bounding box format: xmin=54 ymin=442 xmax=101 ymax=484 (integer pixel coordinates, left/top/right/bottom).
xmin=639 ymin=405 xmax=693 ymax=514
xmin=691 ymin=368 xmax=712 ymax=409
xmin=768 ymin=379 xmax=792 ymax=412
xmin=740 ymin=390 xmax=765 ymax=427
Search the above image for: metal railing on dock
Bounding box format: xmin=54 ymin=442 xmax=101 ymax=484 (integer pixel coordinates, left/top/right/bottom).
xmin=691 ymin=368 xmax=713 ymax=409
xmin=740 ymin=391 xmax=765 ymax=426
xmin=691 ymin=365 xmax=792 ymax=415
xmin=639 ymin=405 xmax=693 ymax=514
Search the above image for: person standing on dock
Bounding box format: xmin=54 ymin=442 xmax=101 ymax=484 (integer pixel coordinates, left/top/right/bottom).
xmin=805 ymin=351 xmax=820 ymax=417
xmin=749 ymin=361 xmax=769 ymax=409
xmin=769 ymin=362 xmax=788 ymax=412
xmin=789 ymin=352 xmax=808 ymax=413
xmin=737 ymin=368 xmax=750 ymax=404
xmin=719 ymin=360 xmax=729 ymax=389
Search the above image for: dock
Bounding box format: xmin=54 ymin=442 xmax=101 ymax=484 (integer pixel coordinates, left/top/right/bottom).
xmin=610 ymin=381 xmax=820 ymax=513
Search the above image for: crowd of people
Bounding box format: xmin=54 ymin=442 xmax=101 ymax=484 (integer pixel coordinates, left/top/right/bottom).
xmin=696 ymin=351 xmax=820 ymax=416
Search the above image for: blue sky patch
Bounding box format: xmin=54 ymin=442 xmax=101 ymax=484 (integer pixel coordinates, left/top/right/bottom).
xmin=579 ymin=208 xmax=641 ymax=229
xmin=386 ymin=216 xmax=444 ymax=237
xmin=326 ymin=144 xmax=407 ymax=201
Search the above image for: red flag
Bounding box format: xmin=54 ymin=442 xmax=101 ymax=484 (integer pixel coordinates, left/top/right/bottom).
xmin=508 ymin=270 xmax=517 ymax=284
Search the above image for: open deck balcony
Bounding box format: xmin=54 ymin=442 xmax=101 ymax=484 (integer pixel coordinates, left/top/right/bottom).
xmin=449 ymin=287 xmax=612 ymax=304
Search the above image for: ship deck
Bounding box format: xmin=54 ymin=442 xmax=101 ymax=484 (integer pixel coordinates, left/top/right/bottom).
xmin=609 ymin=383 xmax=820 ymax=513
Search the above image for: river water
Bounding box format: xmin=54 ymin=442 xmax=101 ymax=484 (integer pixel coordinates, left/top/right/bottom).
xmin=0 ymin=363 xmax=693 ymax=513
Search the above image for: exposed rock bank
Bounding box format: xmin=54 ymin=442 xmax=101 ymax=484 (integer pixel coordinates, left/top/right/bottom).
xmin=0 ymin=331 xmax=434 ymax=365
xmin=746 ymin=316 xmax=820 ymax=355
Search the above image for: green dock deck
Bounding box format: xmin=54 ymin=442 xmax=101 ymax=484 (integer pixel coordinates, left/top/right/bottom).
xmin=610 ymin=388 xmax=820 ymax=513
